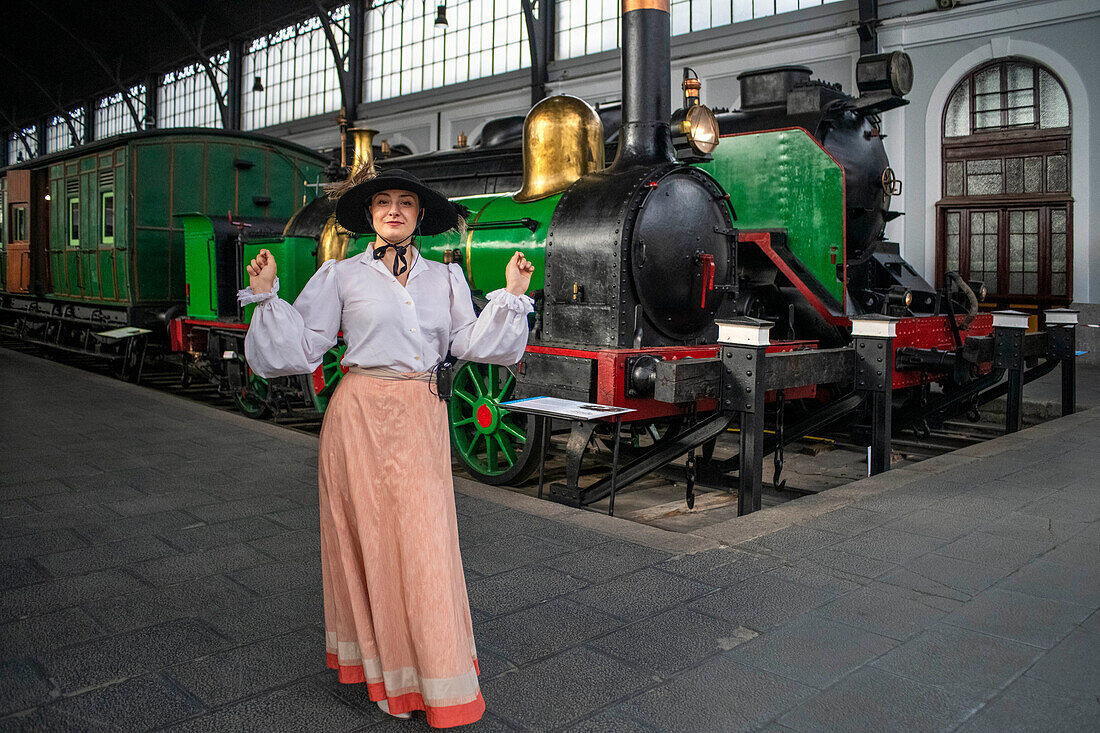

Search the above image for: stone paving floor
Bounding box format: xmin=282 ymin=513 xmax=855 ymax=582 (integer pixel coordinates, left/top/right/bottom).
xmin=1 ymin=345 xmax=1099 ymax=732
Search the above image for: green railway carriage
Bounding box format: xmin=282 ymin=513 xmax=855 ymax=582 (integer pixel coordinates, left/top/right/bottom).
xmin=0 ymin=129 xmax=327 ymax=374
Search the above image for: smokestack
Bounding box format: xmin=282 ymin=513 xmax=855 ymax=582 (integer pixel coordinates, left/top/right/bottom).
xmin=612 ymin=0 xmax=675 ymax=169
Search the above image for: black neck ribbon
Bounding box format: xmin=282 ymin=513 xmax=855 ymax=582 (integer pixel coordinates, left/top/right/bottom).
xmin=373 ymin=238 xmax=415 ymax=276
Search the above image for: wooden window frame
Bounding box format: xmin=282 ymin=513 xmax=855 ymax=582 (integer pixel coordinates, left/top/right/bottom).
xmin=67 ymin=197 xmax=80 ymax=248
xmin=101 ymin=191 xmax=115 ymax=245
xmin=936 ymin=202 xmax=1073 ymax=305
xmin=12 ymin=204 xmax=28 ymax=242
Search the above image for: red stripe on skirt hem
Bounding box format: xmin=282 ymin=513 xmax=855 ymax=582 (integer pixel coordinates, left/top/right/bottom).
xmin=325 ymin=653 xmax=484 ymax=728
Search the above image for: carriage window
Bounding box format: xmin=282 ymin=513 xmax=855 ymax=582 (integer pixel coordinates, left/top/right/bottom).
xmin=68 ymin=197 xmax=80 ymax=246
xmin=101 ymin=192 xmax=115 ymax=244
xmin=13 ymin=205 xmax=27 ymax=242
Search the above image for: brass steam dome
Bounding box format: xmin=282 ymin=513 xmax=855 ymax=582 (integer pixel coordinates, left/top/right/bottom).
xmin=514 ymin=95 xmax=604 ymax=203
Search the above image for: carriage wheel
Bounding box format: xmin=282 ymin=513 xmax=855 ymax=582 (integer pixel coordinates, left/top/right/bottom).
xmin=448 ymin=362 xmax=543 ymax=485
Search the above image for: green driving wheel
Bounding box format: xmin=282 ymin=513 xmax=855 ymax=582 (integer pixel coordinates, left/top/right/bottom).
xmin=312 ymin=344 xmax=349 ymax=413
xmin=448 ymin=362 xmax=543 ymax=485
xmin=233 ymin=368 xmax=271 ymax=419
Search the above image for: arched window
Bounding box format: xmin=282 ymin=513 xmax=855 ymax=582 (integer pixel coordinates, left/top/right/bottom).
xmin=937 ymin=58 xmax=1072 ymax=308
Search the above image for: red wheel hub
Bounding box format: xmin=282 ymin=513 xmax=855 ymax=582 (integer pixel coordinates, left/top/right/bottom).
xmin=476 ymin=404 xmax=493 ymax=428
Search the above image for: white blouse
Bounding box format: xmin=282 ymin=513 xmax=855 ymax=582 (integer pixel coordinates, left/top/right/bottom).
xmin=237 ymin=246 xmax=534 ymax=378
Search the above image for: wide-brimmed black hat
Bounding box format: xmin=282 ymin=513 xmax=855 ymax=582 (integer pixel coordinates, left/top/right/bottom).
xmin=334 ymin=168 xmax=459 ymax=236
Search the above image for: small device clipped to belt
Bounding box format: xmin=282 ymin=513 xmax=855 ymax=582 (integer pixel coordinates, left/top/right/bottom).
xmin=433 ymin=356 xmax=455 ymax=402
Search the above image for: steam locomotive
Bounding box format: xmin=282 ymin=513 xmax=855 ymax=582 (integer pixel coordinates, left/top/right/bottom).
xmin=7 ymin=0 xmax=1056 ymax=514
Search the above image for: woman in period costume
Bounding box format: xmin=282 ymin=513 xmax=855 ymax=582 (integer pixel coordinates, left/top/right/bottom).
xmin=238 ymin=169 xmax=534 ymax=727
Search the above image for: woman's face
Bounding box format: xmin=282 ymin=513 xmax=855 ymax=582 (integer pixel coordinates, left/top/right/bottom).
xmin=370 ymin=189 xmax=421 ymax=242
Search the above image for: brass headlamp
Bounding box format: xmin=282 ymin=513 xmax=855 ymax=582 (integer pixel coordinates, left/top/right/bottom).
xmin=671 ymin=68 xmax=719 ymax=161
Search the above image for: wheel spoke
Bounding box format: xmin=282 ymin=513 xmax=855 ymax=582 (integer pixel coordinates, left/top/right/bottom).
xmin=452 ymin=416 xmax=475 ymax=427
xmin=495 ymin=371 xmax=515 ymax=401
xmin=499 ymin=419 xmax=527 ymax=443
xmin=484 ymin=434 xmax=497 ymax=472
xmin=494 ymin=433 xmax=516 ymax=467
xmin=469 ymin=366 xmax=486 ymax=397
xmin=453 ymin=386 xmax=476 ymax=405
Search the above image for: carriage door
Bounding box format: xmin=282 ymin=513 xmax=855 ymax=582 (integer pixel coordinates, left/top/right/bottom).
xmin=5 ymin=170 xmax=32 ymax=293
xmin=937 ymin=59 xmax=1072 ymax=320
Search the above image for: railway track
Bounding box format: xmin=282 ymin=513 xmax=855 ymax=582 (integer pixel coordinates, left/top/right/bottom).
xmin=2 ymin=337 xmax=1022 ymax=528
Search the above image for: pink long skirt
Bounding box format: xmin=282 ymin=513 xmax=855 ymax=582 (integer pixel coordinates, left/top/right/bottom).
xmin=318 ymin=371 xmax=484 ymax=728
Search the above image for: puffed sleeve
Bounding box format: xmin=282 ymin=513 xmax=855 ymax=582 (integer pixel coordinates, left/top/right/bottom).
xmin=238 ymin=259 xmax=342 ymax=378
xmin=447 ymin=263 xmax=533 ymax=365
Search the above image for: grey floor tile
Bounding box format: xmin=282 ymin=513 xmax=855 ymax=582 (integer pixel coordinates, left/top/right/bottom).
xmin=461 ymin=533 xmax=572 ymax=576
xmin=26 ymin=673 xmax=203 ymax=731
xmin=0 ymin=658 xmax=54 ymax=716
xmin=0 ymin=529 xmax=87 ymax=562
xmin=475 ymin=598 xmax=622 ymax=665
xmin=737 ymin=526 xmax=845 ymax=559
xmin=727 ymin=615 xmax=896 ymax=688
xmin=996 ymin=559 xmax=1100 ymax=607
xmin=34 ymin=534 xmax=177 ymax=577
xmin=543 ymin=540 xmax=672 ymax=584
xmin=616 ymin=654 xmax=816 ymax=732
xmin=779 ymin=666 xmax=980 ymax=732
xmin=38 ymin=618 xmax=230 ymax=694
xmin=765 ymin=561 xmax=865 ymax=597
xmin=453 ymin=494 xmax=509 ymax=518
xmin=876 ymin=566 xmax=973 ymax=602
xmin=880 ymin=508 xmax=978 ymax=540
xmin=159 ymin=515 xmax=288 ymax=553
xmin=247 ymin=529 xmax=322 ymax=560
xmin=161 ymin=678 xmax=374 ymax=733
xmin=187 ymin=495 xmax=300 ymax=524
xmin=131 ymin=543 xmax=271 ymax=586
xmin=591 ymin=606 xmax=756 ymax=677
xmin=198 ymin=595 xmax=312 ymax=645
xmin=849 ymin=491 xmax=935 ymax=517
xmin=228 ymin=557 xmax=321 ymax=596
xmin=977 ymin=512 xmax=1087 ymax=544
xmin=931 ymin=492 xmax=1023 ymax=520
xmin=0 ymin=568 xmax=147 ymax=624
xmin=812 ymin=583 xmax=959 ymax=641
xmin=900 ymin=552 xmax=1011 ymax=596
xmin=166 ymin=630 xmax=320 ymax=707
xmin=870 ymin=624 xmax=1041 ymax=695
xmin=1040 ymin=532 xmax=1100 ymax=566
xmin=942 ymin=587 xmax=1092 ymax=649
xmin=0 ymin=607 xmax=104 ymax=661
xmin=957 ymin=675 xmax=1100 ymax=732
xmin=0 ymin=561 xmax=48 ymax=591
xmin=466 ymin=565 xmax=589 ymax=618
xmin=830 ymin=527 xmax=945 ymax=564
xmin=1024 ymin=627 xmax=1100 ymax=696
xmin=811 ymin=550 xmax=897 ymax=580
xmin=689 ymin=574 xmax=834 ymax=631
xmin=796 ymin=507 xmax=891 ymax=537
xmin=659 ymin=550 xmax=783 ymax=588
xmin=568 ymin=567 xmax=715 ymax=622
xmin=563 ymin=709 xmax=660 ymax=732
xmin=481 ymin=647 xmax=651 ymax=730
xmin=936 ymin=531 xmax=1055 ymax=569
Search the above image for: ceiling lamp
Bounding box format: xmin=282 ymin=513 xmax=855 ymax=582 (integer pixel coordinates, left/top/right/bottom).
xmin=252 ymin=76 xmax=265 ymax=93
xmin=434 ymin=3 xmax=448 ymax=27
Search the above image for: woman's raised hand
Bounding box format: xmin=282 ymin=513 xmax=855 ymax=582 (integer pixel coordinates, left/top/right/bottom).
xmin=504 ymin=251 xmax=535 ymax=296
xmin=247 ymin=249 xmax=278 ymax=294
